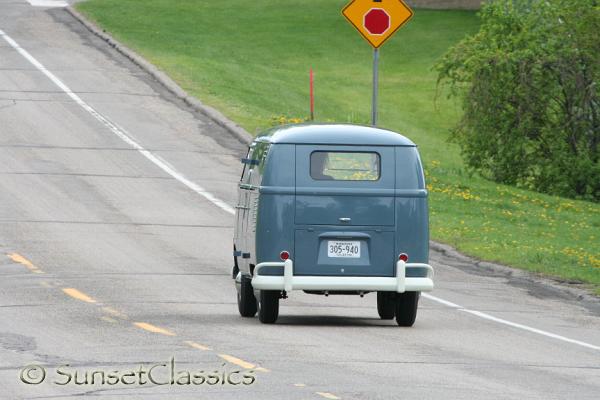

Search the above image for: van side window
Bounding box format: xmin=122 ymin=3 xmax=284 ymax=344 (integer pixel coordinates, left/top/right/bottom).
xmin=310 ymin=151 xmax=380 ymax=181
xmin=254 ymin=143 xmax=271 ymax=174
xmin=240 ymin=146 xmax=255 ymax=182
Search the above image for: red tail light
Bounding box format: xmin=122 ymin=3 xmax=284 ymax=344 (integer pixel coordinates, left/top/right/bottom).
xmin=280 ymin=251 xmax=290 ymax=261
xmin=399 ymin=253 xmax=409 ymax=262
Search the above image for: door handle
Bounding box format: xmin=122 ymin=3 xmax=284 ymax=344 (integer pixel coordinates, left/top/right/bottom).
xmin=339 ymin=217 xmax=351 ymax=223
xmin=235 ymin=205 xmax=250 ymax=210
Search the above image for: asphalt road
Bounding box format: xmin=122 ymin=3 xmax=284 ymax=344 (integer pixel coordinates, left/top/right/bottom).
xmin=0 ymin=1 xmax=599 ymax=399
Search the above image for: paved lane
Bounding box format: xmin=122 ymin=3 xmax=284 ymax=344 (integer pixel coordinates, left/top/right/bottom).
xmin=0 ymin=2 xmax=598 ymax=399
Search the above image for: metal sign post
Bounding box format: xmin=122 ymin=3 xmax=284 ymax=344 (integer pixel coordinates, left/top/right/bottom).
xmin=342 ymin=0 xmax=413 ymax=127
xmin=371 ymin=48 xmax=379 ymax=126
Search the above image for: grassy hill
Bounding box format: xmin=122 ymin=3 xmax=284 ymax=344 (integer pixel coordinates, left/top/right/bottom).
xmin=77 ymin=0 xmax=600 ymax=294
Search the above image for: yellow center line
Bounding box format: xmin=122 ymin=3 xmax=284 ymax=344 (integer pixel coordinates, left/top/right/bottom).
xmin=218 ymin=354 xmax=270 ymax=372
xmin=133 ymin=322 xmax=176 ymax=336
xmin=8 ymin=254 xmax=274 ymax=377
xmin=218 ymin=354 xmax=255 ymax=369
xmin=294 ymin=383 xmax=307 ymax=387
xmin=7 ymin=253 xmax=44 ymax=274
xmin=184 ymin=340 xmax=212 ymax=351
xmin=316 ymin=392 xmax=341 ymax=400
xmin=62 ymin=288 xmax=96 ymax=303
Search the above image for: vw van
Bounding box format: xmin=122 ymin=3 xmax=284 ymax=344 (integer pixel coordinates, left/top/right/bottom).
xmin=232 ymin=124 xmax=434 ymax=326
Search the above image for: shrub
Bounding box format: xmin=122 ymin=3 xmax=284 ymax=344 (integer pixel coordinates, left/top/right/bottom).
xmin=436 ymin=0 xmax=600 ymax=201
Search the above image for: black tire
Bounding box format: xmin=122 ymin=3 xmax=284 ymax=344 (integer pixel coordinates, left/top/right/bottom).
xmin=377 ymin=291 xmax=396 ymax=319
xmin=395 ymin=291 xmax=420 ymax=327
xmin=237 ymin=274 xmax=257 ymax=317
xmin=258 ymin=290 xmax=279 ymax=324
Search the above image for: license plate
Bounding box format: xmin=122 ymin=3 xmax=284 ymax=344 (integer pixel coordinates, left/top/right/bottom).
xmin=327 ymin=241 xmax=361 ymax=258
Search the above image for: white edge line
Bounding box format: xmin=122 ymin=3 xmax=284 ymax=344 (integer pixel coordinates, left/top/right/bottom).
xmin=461 ymin=309 xmax=600 ymax=351
xmin=421 ymin=293 xmax=462 ymax=309
xmin=27 ymin=1 xmax=69 ymax=8
xmin=3 ymin=27 xmax=599 ymax=353
xmin=422 ymin=293 xmax=600 ymax=351
xmin=0 ymin=28 xmax=235 ymax=216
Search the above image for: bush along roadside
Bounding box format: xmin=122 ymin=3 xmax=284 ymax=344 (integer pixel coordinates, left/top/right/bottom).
xmin=436 ymin=0 xmax=600 ymax=201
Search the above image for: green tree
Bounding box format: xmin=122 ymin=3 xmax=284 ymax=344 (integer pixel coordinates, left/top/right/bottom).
xmin=437 ymin=0 xmax=600 ymax=201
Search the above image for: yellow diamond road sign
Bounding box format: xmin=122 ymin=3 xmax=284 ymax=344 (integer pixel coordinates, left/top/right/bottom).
xmin=342 ymin=0 xmax=413 ymax=48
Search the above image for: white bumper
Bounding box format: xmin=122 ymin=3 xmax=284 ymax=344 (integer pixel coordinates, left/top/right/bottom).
xmin=251 ymin=259 xmax=434 ymax=293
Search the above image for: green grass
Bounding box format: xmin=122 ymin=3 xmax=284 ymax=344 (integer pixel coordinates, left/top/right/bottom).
xmin=77 ymin=0 xmax=600 ymax=294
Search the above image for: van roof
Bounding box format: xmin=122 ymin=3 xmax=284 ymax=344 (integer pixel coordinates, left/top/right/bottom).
xmin=255 ymin=123 xmax=416 ymax=146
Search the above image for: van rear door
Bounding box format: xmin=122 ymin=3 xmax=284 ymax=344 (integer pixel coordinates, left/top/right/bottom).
xmin=294 ymin=145 xmax=396 ymax=276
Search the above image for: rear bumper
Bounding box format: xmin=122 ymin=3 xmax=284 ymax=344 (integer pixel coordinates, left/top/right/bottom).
xmin=251 ymin=260 xmax=434 ymax=293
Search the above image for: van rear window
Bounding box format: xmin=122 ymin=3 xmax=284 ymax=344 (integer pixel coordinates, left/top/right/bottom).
xmin=310 ymin=151 xmax=380 ymax=181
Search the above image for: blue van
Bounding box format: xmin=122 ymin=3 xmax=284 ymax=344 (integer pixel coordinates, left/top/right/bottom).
xmin=233 ymin=124 xmax=434 ymax=325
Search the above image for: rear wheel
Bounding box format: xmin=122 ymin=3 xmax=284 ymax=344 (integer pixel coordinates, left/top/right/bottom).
xmin=395 ymin=291 xmax=420 ymax=327
xmin=377 ymin=291 xmax=396 ymax=319
xmin=258 ymin=290 xmax=279 ymax=324
xmin=237 ymin=274 xmax=257 ymax=317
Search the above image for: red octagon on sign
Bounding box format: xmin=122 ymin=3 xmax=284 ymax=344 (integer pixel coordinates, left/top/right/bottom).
xmin=363 ymin=8 xmax=390 ymax=35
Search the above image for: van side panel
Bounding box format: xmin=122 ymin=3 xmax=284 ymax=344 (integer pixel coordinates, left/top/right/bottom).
xmin=255 ymin=144 xmax=295 ymax=275
xmin=395 ymin=147 xmax=429 ymax=274
xmin=234 ymin=145 xmax=254 ymax=274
